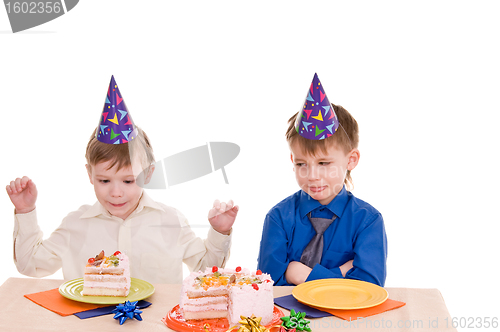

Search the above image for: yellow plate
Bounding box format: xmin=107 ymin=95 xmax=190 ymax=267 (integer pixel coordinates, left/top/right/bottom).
xmin=59 ymin=277 xmax=155 ymax=304
xmin=292 ymin=279 xmax=388 ymax=310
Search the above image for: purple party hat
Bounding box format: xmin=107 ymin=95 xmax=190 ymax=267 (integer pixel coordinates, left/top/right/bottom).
xmin=294 ymin=73 xmax=339 ymax=140
xmin=96 ymin=76 xmax=138 ymax=144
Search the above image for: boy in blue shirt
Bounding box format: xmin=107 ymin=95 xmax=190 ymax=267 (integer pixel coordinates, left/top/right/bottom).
xmin=257 ymin=73 xmax=387 ymax=286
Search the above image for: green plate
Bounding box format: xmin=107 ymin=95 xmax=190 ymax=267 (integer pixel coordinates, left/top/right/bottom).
xmin=59 ymin=277 xmax=155 ymax=304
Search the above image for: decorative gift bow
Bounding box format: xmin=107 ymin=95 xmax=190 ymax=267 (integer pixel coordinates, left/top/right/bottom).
xmin=112 ymin=301 xmax=143 ymax=325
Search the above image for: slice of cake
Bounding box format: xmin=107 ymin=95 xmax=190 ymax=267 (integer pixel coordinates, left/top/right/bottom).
xmin=180 ymin=266 xmax=274 ymax=325
xmin=82 ymin=250 xmax=131 ymax=297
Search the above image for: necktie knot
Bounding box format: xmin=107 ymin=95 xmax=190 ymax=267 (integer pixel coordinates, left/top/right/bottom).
xmin=310 ymin=217 xmax=334 ymax=235
xmin=300 ymin=212 xmax=337 ymax=268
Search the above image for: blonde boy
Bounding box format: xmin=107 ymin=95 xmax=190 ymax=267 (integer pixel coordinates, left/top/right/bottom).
xmin=257 ymin=74 xmax=387 ymax=286
xmin=6 ymin=76 xmax=238 ymax=283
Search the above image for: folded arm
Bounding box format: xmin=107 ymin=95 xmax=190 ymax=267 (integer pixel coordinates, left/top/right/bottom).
xmin=257 ymin=214 xmax=291 ymax=285
xmin=306 ymin=213 xmax=387 ymax=286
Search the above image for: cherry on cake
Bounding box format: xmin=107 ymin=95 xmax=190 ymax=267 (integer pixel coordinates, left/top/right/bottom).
xmin=82 ymin=250 xmax=131 ymax=297
xmin=180 ymin=266 xmax=274 ymax=325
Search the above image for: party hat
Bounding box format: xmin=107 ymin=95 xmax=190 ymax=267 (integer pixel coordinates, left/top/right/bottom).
xmin=96 ymin=76 xmax=138 ymax=144
xmin=294 ymin=73 xmax=339 ymax=140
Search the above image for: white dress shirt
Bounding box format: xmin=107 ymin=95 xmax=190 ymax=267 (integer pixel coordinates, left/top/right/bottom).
xmin=13 ymin=192 xmax=231 ymax=283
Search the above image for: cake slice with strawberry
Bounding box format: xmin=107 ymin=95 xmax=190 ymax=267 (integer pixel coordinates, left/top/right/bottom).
xmin=82 ymin=250 xmax=131 ymax=297
xmin=179 ymin=266 xmax=274 ymax=325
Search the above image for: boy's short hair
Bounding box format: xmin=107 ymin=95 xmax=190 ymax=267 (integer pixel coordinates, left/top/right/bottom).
xmin=286 ymin=104 xmax=359 ymax=190
xmin=85 ymin=126 xmax=155 ymax=171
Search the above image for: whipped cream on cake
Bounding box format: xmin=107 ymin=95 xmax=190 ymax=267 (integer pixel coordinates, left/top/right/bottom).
xmin=82 ymin=250 xmax=131 ymax=297
xmin=180 ymin=267 xmax=274 ymax=325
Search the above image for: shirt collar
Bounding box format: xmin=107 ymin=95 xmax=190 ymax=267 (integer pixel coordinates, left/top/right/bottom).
xmin=298 ymin=186 xmax=349 ymax=219
xmin=80 ymin=191 xmax=163 ymax=219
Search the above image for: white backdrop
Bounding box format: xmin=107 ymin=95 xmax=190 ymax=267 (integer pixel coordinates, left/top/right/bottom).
xmin=1 ymin=1 xmax=499 ymax=330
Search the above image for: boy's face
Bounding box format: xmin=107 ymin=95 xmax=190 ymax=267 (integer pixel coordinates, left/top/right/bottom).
xmin=291 ymin=140 xmax=359 ymax=205
xmin=86 ymin=159 xmax=151 ymax=220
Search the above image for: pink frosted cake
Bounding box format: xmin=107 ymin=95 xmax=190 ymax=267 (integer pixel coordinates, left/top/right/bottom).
xmin=82 ymin=250 xmax=131 ymax=297
xmin=180 ymin=266 xmax=274 ymax=325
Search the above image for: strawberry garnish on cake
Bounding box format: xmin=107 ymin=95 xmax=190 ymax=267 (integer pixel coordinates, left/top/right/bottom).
xmin=179 ymin=267 xmax=274 ymax=325
xmin=82 ymin=250 xmax=131 ymax=297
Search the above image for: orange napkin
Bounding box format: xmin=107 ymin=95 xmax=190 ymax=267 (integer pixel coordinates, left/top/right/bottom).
xmin=312 ymin=298 xmax=406 ymax=320
xmin=25 ymin=288 xmax=106 ymax=316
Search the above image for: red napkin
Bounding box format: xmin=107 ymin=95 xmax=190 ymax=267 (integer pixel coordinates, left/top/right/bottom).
xmin=311 ymin=298 xmax=406 ymax=320
xmin=25 ymin=288 xmax=106 ymax=316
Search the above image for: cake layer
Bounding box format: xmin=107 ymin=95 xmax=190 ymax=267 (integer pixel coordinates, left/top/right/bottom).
xmin=187 ymin=287 xmax=228 ymax=298
xmin=182 ymin=310 xmax=227 ymax=321
xmin=84 ymin=274 xmax=128 ymax=283
xmin=182 ymin=303 xmax=228 ymax=312
xmin=182 ymin=295 xmax=227 ymax=306
xmin=82 ymin=281 xmax=130 ymax=289
xmin=82 ymin=286 xmax=129 ymax=297
xmin=84 ymin=266 xmax=125 ymax=275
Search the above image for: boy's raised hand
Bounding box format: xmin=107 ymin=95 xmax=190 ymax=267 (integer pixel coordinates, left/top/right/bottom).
xmin=208 ymin=199 xmax=239 ymax=235
xmin=6 ymin=176 xmax=38 ymax=214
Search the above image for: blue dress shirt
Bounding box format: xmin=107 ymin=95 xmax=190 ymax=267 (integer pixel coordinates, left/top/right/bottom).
xmin=257 ymin=187 xmax=387 ymax=286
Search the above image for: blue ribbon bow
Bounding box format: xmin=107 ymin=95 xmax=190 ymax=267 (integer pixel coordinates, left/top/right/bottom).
xmin=112 ymin=301 xmax=143 ymax=325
